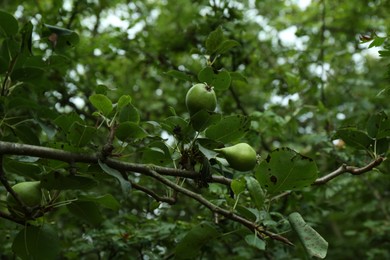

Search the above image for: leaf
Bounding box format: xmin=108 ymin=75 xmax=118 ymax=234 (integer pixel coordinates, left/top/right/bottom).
xmin=205 ymin=27 xmax=224 ymax=54
xmin=142 ymin=141 xmax=172 ymax=166
xmin=198 ymin=67 xmax=231 ymax=91
xmin=245 ymin=176 xmax=265 ymax=210
xmin=190 ymin=109 xmax=222 ymax=131
xmin=165 ymin=70 xmax=193 ymax=81
xmin=54 ymin=112 xmax=84 ymax=132
xmin=12 ymin=225 xmax=60 ymax=260
xmin=367 ymin=111 xmax=390 ymax=139
xmin=0 ymin=11 xmax=19 ymax=36
xmin=40 ymin=171 xmax=97 ymax=190
xmin=215 ymin=39 xmax=240 ymax=54
xmin=98 ymin=160 xmax=132 ymax=196
xmin=205 ymin=115 xmax=250 ymax=143
xmin=20 ymin=21 xmax=33 ymax=55
xmin=67 ymin=122 xmax=96 ymax=147
xmin=175 ymin=222 xmax=220 ymax=259
xmin=161 ymin=116 xmax=195 ymax=141
xmin=118 ymin=103 xmax=140 ymax=123
xmin=116 ymin=122 xmax=148 ymax=141
xmin=89 ymin=94 xmax=113 ymax=116
xmin=368 ymin=36 xmax=385 ymax=48
xmin=256 ymin=148 xmax=318 ymax=194
xmin=231 ymin=177 xmax=246 ymax=195
xmin=244 ymin=234 xmax=266 ymax=251
xmin=67 ymin=201 xmax=104 ymax=226
xmin=43 ymin=24 xmax=80 ymax=50
xmin=14 ymin=125 xmax=40 ymax=145
xmin=334 ymin=127 xmax=373 ymax=150
xmin=288 ymin=212 xmax=328 ymax=259
xmin=117 ymin=95 xmax=132 ymax=110
xmin=78 ymin=194 xmax=121 ymax=211
xmin=230 ymin=71 xmax=248 ymax=83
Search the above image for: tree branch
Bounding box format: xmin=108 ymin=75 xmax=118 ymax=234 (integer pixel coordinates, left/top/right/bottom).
xmin=143 ymin=168 xmax=294 ymax=246
xmin=0 ymin=141 xmax=231 ymax=186
xmin=130 ymin=180 xmax=176 ymax=204
xmin=313 ymin=157 xmax=385 ymax=185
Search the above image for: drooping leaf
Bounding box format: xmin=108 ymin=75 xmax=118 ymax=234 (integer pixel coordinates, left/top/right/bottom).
xmin=98 ymin=160 xmax=132 ymax=196
xmin=175 ymin=222 xmax=220 ymax=259
xmin=205 ymin=115 xmax=250 ymax=143
xmin=12 ymin=225 xmax=60 ymax=260
xmin=256 ymin=148 xmax=318 ymax=194
xmin=288 ymin=212 xmax=328 ymax=259
xmin=67 ymin=201 xmax=104 ymax=226
xmin=89 ymin=94 xmax=113 ymax=116
xmin=245 ymin=176 xmax=265 ymax=210
xmin=20 ymin=21 xmax=33 ymax=55
xmin=0 ymin=11 xmax=19 ymax=36
xmin=245 ymin=234 xmax=266 ymax=251
xmin=190 ymin=109 xmax=222 ymax=131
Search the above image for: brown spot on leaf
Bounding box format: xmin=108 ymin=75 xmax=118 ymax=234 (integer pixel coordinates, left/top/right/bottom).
xmin=270 ymin=175 xmax=277 ymax=184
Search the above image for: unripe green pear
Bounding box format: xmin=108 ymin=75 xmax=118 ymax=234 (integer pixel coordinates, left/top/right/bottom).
xmin=185 ymin=83 xmax=217 ymax=115
xmin=6 ymin=181 xmax=42 ymax=215
xmin=215 ymin=143 xmax=257 ymax=171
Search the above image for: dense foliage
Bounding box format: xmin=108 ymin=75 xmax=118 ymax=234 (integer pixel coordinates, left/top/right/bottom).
xmin=0 ymin=0 xmax=389 ymax=259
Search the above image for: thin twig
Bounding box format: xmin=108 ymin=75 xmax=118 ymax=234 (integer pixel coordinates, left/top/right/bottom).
xmin=130 ymin=181 xmax=176 ymax=204
xmin=313 ymin=157 xmax=384 ymax=185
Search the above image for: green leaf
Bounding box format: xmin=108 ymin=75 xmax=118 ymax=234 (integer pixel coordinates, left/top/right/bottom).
xmin=245 ymin=176 xmax=265 ymax=210
xmin=11 ymin=67 xmax=45 ymax=81
xmin=165 ymin=70 xmax=193 ymax=81
xmin=198 ymin=67 xmax=231 ymax=91
xmin=67 ymin=201 xmax=104 ymax=226
xmin=118 ymin=103 xmax=140 ymax=123
xmin=3 ymin=158 xmax=41 ymax=178
xmin=205 ymin=115 xmax=250 ymax=143
xmin=205 ymin=27 xmax=224 ymax=54
xmin=68 ymin=122 xmax=96 ymax=147
xmin=54 ymin=112 xmax=84 ymax=132
xmin=89 ymin=94 xmax=113 ymax=116
xmin=14 ymin=125 xmax=40 ymax=145
xmin=175 ymin=222 xmax=220 ymax=259
xmin=117 ymin=95 xmax=132 ymax=110
xmin=78 ymin=194 xmax=121 ymax=211
xmin=161 ymin=116 xmax=195 ymax=141
xmin=43 ymin=24 xmax=80 ymax=50
xmin=0 ymin=11 xmax=19 ymax=36
xmin=244 ymin=234 xmax=266 ymax=251
xmin=20 ymin=21 xmax=33 ymax=55
xmin=288 ymin=212 xmax=328 ymax=259
xmin=334 ymin=127 xmax=373 ymax=150
xmin=367 ymin=111 xmax=390 ymax=139
xmin=190 ymin=110 xmax=222 ymax=131
xmin=142 ymin=141 xmax=172 ymax=166
xmin=40 ymin=171 xmax=97 ymax=190
xmin=231 ymin=177 xmax=246 ymax=195
xmin=368 ymin=36 xmax=385 ymax=48
xmin=116 ymin=122 xmax=148 ymax=141
xmin=215 ymin=39 xmax=240 ymax=54
xmin=230 ymin=71 xmax=248 ymax=83
xmin=12 ymin=225 xmax=60 ymax=260
xmin=98 ymin=160 xmax=132 ymax=196
xmin=256 ymin=148 xmax=318 ymax=194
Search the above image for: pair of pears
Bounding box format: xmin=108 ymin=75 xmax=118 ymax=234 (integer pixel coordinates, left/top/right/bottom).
xmin=185 ymin=84 xmax=257 ymax=171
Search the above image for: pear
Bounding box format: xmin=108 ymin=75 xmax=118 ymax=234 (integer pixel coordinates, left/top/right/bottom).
xmin=6 ymin=181 xmax=42 ymax=216
xmin=215 ymin=143 xmax=257 ymax=171
xmin=185 ymin=83 xmax=217 ymax=115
